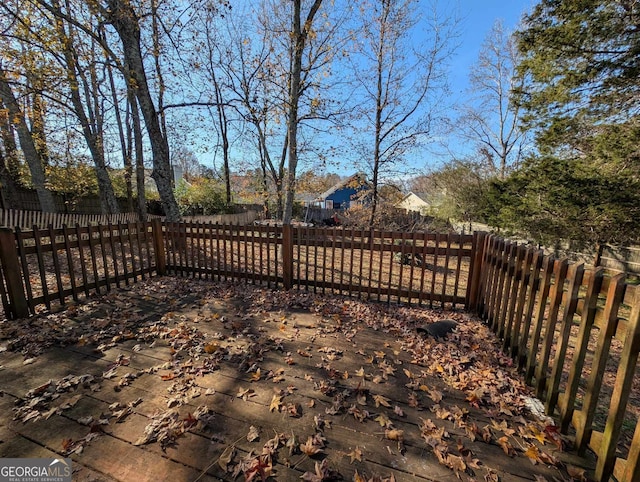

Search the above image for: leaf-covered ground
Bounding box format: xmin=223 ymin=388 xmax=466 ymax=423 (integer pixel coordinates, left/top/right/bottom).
xmin=0 ymin=277 xmax=590 ymax=481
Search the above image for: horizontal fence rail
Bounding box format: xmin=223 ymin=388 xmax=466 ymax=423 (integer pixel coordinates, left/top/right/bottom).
xmin=476 ymin=234 xmax=640 ymax=481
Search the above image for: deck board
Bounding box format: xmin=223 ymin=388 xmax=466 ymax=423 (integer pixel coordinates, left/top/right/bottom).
xmin=0 ymin=277 xmax=580 ymax=481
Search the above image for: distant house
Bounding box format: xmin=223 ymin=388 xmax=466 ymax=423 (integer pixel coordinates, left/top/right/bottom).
xmin=396 ymin=192 xmax=431 ymax=215
xmin=308 ymin=173 xmax=371 ymax=210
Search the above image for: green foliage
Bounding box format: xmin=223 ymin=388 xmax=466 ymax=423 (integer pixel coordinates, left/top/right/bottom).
xmin=174 ymin=178 xmax=230 ymax=216
xmin=45 ymin=160 xmax=99 ymax=198
xmin=515 ymin=0 xmax=640 ymax=149
xmin=507 ymin=0 xmax=640 ymax=247
xmin=485 ymin=156 xmax=640 ymax=247
xmin=425 ymin=160 xmax=492 ymax=224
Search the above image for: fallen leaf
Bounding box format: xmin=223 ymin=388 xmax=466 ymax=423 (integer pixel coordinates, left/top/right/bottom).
xmin=204 ymin=342 xmax=219 ymax=354
xmin=566 ymin=465 xmax=586 ymax=481
xmin=347 ymin=446 xmax=363 ymax=463
xmin=384 ymin=429 xmax=404 ymax=441
xmin=286 ymin=403 xmax=301 ymax=418
xmin=270 ymin=394 xmax=283 ymax=412
xmin=247 ymin=425 xmax=260 ymax=442
xmin=77 ymin=415 xmax=94 ymax=426
xmin=497 ymin=436 xmax=516 ymax=457
xmin=218 ymin=445 xmax=235 ymax=472
xmin=373 ymin=394 xmax=391 ymax=408
xmin=301 ymin=460 xmax=339 ymax=482
xmin=237 ymin=387 xmax=256 ymax=401
xmin=300 ymin=436 xmax=324 ymax=456
xmin=375 ymin=413 xmax=391 ymax=427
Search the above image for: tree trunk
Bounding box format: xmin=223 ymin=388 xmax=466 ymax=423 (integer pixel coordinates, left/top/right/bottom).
xmin=0 ymin=105 xmax=21 ymax=208
xmin=369 ymin=2 xmax=387 ymax=229
xmin=107 ymin=56 xmax=133 ymax=212
xmin=130 ymin=89 xmax=146 ymax=221
xmin=27 ymin=89 xmax=50 ymax=167
xmin=52 ymin=2 xmax=119 ymax=214
xmin=211 ymin=69 xmax=231 ymax=205
xmin=282 ymin=0 xmax=323 ymax=224
xmin=0 ymin=150 xmax=20 ymax=209
xmin=104 ymin=0 xmax=180 ymax=221
xmin=0 ymin=65 xmax=56 ymax=212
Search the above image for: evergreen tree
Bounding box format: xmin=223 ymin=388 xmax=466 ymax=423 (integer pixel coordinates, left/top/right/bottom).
xmin=503 ymin=0 xmax=640 ymax=246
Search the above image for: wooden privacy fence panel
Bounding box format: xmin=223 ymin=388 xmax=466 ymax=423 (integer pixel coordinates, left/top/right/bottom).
xmin=476 ymin=234 xmax=640 ymax=481
xmin=0 ymin=209 xmax=151 ymax=230
xmin=0 ymin=221 xmax=159 ymax=318
xmin=599 ymin=243 xmax=640 ymax=276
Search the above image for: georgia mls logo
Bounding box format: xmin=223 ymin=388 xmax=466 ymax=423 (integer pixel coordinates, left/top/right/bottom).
xmin=0 ymin=458 xmax=72 ymax=482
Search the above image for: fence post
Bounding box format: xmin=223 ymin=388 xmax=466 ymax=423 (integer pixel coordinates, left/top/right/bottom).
xmin=0 ymin=227 xmax=28 ymax=318
xmin=466 ymin=231 xmax=487 ymax=312
xmin=282 ymin=224 xmax=294 ymax=290
xmin=151 ymin=219 xmax=166 ymax=276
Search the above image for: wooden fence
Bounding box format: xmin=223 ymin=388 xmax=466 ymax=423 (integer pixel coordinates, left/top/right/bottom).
xmin=0 ymin=221 xmax=478 ymax=318
xmin=475 ymin=234 xmax=640 ymax=481
xmin=0 ymin=221 xmax=161 ymax=318
xmin=161 ymin=223 xmax=478 ymax=308
xmin=3 ymin=222 xmax=640 ymax=480
xmin=0 ymin=209 xmax=147 ymax=230
xmin=599 ymin=244 xmax=640 ymax=276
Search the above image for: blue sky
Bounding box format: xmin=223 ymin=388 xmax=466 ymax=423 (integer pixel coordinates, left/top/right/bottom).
xmin=401 ymin=0 xmax=536 ymax=174
xmin=450 ymin=0 xmax=533 ymax=97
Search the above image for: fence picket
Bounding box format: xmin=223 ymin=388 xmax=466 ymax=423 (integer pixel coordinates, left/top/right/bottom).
xmin=62 ymin=225 xmax=79 ymax=302
xmin=559 ymin=267 xmax=604 ymax=432
xmin=535 ymin=258 xmax=569 ymax=397
xmin=525 ymin=256 xmax=554 ymax=384
xmin=507 ymin=247 xmax=533 ymax=356
xmin=517 ymin=249 xmax=543 ymax=364
xmin=546 ymin=262 xmax=585 ymax=413
xmin=15 ymin=227 xmax=34 ymax=312
xmin=595 ymin=288 xmax=640 ymax=480
xmin=49 ymin=225 xmax=65 ymax=304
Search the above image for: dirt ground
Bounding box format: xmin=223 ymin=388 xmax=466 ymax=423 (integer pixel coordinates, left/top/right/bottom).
xmin=0 ymin=277 xmax=591 ymax=481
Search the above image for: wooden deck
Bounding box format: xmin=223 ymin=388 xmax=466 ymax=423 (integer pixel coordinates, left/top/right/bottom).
xmin=0 ymin=277 xmax=582 ymax=481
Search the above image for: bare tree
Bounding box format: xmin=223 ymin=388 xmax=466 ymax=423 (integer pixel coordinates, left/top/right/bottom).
xmin=281 ymin=0 xmax=324 ymax=224
xmin=193 ymin=0 xmax=347 ymax=220
xmin=50 ymin=0 xmax=119 ymax=214
xmin=455 ymin=20 xmax=526 ymax=179
xmin=101 ymin=0 xmax=181 ymax=220
xmin=353 ymin=0 xmax=458 ymax=227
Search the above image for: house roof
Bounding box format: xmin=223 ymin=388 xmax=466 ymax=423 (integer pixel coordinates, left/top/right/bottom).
xmin=317 ymin=172 xmax=369 ymax=200
xmin=400 ymin=192 xmax=429 ymax=203
xmin=397 ymin=192 xmax=430 ymax=208
xmin=295 ymin=192 xmax=318 ymax=203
